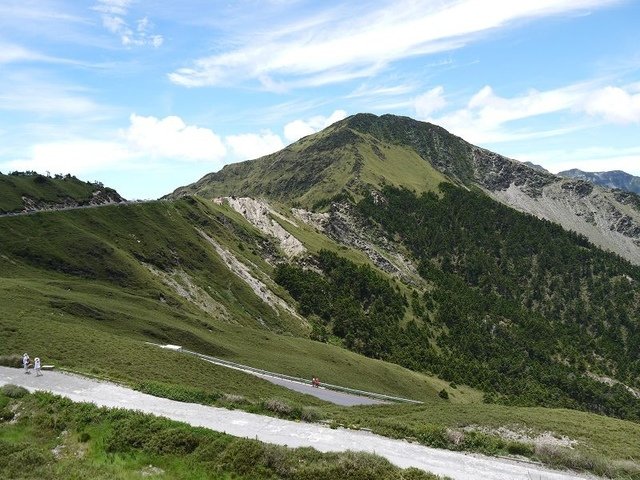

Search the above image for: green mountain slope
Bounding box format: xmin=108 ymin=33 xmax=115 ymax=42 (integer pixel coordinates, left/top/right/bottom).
xmin=0 ymin=172 xmax=124 ymax=214
xmin=170 ymin=115 xmax=449 ymax=208
xmin=2 ymin=178 xmax=640 ymax=476
xmin=0 ymin=197 xmax=474 ymax=403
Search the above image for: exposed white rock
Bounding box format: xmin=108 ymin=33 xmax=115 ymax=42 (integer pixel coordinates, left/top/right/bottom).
xmin=220 ymin=197 xmax=306 ymax=257
xmin=489 ymin=182 xmax=640 ymax=265
xmin=198 ymin=229 xmax=306 ymax=324
xmin=586 ymin=372 xmax=640 ymax=399
xmin=143 ymin=263 xmax=232 ymax=322
xmin=292 ymin=208 xmax=330 ymax=231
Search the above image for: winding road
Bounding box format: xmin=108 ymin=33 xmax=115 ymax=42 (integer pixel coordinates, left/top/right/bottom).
xmin=0 ymin=366 xmax=595 ymax=480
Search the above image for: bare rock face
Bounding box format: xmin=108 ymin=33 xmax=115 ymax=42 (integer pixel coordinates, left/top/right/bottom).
xmin=465 ymin=146 xmax=640 ymax=265
xmin=299 ymin=201 xmax=423 ymax=285
xmin=471 ymin=148 xmax=556 ymax=197
xmin=487 ymin=178 xmax=640 ymax=265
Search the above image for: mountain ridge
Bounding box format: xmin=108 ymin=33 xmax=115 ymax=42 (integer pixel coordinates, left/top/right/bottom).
xmin=559 ymin=168 xmax=640 ymax=194
xmin=170 ymin=113 xmax=640 ymax=265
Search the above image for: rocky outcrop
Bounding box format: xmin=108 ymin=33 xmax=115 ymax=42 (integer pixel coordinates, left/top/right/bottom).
xmin=471 ymin=148 xmax=556 ymax=197
xmin=220 ymin=197 xmax=306 ymax=258
xmin=295 ymin=202 xmax=423 ymax=285
xmin=18 ymin=188 xmax=125 ymax=214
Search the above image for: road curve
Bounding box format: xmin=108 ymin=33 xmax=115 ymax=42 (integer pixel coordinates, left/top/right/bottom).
xmin=0 ymin=367 xmax=595 ymax=480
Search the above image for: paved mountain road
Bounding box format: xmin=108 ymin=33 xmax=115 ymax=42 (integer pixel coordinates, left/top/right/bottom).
xmin=0 ymin=367 xmax=596 ymax=480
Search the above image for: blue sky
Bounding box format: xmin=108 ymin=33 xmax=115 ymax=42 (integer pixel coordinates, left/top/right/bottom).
xmin=1 ymin=0 xmax=639 ymax=199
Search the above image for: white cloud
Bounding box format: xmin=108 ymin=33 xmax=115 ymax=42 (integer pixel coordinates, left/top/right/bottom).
xmin=284 ymin=110 xmax=348 ymax=142
xmin=1 ymin=114 xmax=223 ymax=178
xmin=0 ymin=43 xmax=44 ymax=63
xmin=583 ymin=86 xmax=640 ymax=124
xmin=169 ymin=0 xmax=615 ymax=89
xmin=94 ymin=0 xmax=163 ymax=47
xmin=348 ymin=83 xmax=416 ymax=99
xmin=425 ymin=82 xmax=640 ymax=144
xmin=226 ymin=132 xmax=284 ymax=159
xmin=125 ymin=114 xmax=226 ymax=161
xmin=93 ymin=0 xmax=132 ymax=16
xmin=414 ymin=86 xmax=447 ymax=117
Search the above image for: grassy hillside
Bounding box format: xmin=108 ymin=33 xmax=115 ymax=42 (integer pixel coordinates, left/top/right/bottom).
xmin=0 ymin=172 xmax=123 ymax=214
xmin=0 ymin=198 xmax=475 ymax=404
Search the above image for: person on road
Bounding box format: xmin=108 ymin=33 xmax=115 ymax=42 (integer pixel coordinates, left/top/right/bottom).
xmin=34 ymin=357 xmax=42 ymax=377
xmin=23 ymin=353 xmax=30 ymax=374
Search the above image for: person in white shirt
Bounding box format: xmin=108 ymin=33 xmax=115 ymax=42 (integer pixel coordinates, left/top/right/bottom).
xmin=22 ymin=353 xmax=30 ymax=374
xmin=34 ymin=357 xmax=42 ymax=377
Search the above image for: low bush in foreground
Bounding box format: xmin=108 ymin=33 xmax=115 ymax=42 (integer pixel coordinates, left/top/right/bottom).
xmin=1 ymin=384 xmax=29 ymax=398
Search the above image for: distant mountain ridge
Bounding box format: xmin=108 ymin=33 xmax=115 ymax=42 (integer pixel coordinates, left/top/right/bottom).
xmin=559 ymin=168 xmax=640 ymax=194
xmin=170 ymin=113 xmax=640 ymax=265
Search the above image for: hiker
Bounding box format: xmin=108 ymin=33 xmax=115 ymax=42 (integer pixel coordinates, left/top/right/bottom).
xmin=34 ymin=357 xmax=42 ymax=377
xmin=23 ymin=353 xmax=30 ymax=374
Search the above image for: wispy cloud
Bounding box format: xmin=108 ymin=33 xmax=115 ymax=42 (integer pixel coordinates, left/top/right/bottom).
xmin=94 ymin=0 xmax=163 ymax=47
xmin=0 ymin=74 xmax=110 ymax=118
xmin=169 ymin=0 xmax=615 ymax=90
xmin=0 ymin=42 xmax=80 ymax=65
xmin=422 ymin=81 xmax=640 ymax=144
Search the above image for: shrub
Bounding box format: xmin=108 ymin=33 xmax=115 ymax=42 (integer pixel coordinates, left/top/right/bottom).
xmin=4 ymin=446 xmax=51 ymax=476
xmin=78 ymin=432 xmax=91 ymax=443
xmin=0 ymin=354 xmax=22 ymax=368
xmin=438 ymin=389 xmax=449 ymax=400
xmin=0 ymin=409 xmax=15 ymax=422
xmin=217 ymin=439 xmax=267 ymax=475
xmin=146 ymin=427 xmax=200 ymax=455
xmin=506 ymin=441 xmax=534 ymax=456
xmin=414 ymin=424 xmax=448 ymax=449
xmin=300 ymin=406 xmax=324 ymax=423
xmin=220 ymin=394 xmax=247 ymax=405
xmin=263 ymin=398 xmax=293 ymax=415
xmin=104 ymin=414 xmax=165 ymax=453
xmin=194 ymin=435 xmax=232 ymax=462
xmin=1 ymin=384 xmax=29 ymax=399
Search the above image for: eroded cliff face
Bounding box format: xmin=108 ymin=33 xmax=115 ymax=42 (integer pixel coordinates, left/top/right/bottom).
xmin=293 ymin=201 xmax=423 ymax=285
xmin=470 ymin=148 xmax=640 ymax=264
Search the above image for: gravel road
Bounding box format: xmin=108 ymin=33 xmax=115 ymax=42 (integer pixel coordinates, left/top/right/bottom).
xmin=0 ymin=366 xmax=596 ymax=480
